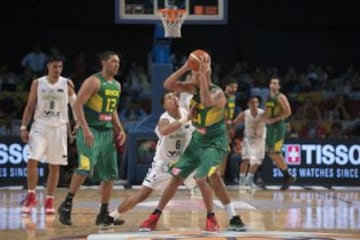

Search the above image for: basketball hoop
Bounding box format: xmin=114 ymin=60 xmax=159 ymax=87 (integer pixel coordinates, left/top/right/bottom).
xmin=158 ymin=8 xmax=186 ymax=38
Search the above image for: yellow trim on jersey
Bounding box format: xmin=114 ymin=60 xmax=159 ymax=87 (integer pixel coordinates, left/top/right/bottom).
xmin=274 ymin=139 xmax=284 ymax=153
xmin=86 ymin=93 xmax=103 ymax=112
xmin=79 ymin=154 xmax=91 ymax=171
xmin=228 ymin=102 xmax=235 ymax=108
xmin=205 ymin=108 xmax=224 ymax=126
xmin=208 ymin=166 xmax=218 ymax=177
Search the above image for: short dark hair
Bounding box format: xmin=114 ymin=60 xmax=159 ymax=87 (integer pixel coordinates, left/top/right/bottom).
xmin=99 ymin=51 xmax=119 ymax=61
xmin=248 ymin=95 xmax=261 ymax=103
xmin=225 ymin=77 xmax=237 ymax=86
xmin=47 ymin=55 xmax=64 ymax=64
xmin=270 ymin=75 xmax=281 ymax=84
xmin=160 ymin=91 xmax=173 ymax=106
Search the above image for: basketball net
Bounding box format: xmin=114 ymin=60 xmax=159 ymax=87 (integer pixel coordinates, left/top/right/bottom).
xmin=158 ymin=8 xmax=186 ymax=38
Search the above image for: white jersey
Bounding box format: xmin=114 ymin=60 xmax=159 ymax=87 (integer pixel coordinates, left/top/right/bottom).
xmin=244 ymin=108 xmax=266 ymax=139
xmin=242 ymin=108 xmax=266 ymax=164
xmin=34 ymin=76 xmax=69 ymax=127
xmin=153 ymin=107 xmax=194 ymax=166
xmin=179 ymin=92 xmax=193 ymax=110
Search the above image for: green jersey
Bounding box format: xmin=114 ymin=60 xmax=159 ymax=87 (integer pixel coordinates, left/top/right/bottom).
xmin=224 ymin=94 xmax=236 ymax=121
xmin=84 ymin=73 xmax=121 ymax=128
xmin=189 ymin=84 xmax=226 ymax=138
xmin=266 ymin=92 xmax=283 ymax=120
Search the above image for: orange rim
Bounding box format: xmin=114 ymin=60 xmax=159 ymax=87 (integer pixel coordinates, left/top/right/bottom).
xmin=159 ymin=9 xmax=186 ymax=22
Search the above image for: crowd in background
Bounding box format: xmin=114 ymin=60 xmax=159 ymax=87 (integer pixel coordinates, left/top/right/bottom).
xmin=1 ymin=44 xmax=360 ymax=138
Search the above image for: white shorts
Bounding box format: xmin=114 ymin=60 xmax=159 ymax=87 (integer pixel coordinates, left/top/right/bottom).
xmin=142 ymin=162 xmax=196 ymax=190
xmin=241 ymin=137 xmax=265 ymax=165
xmin=28 ymin=122 xmax=68 ymax=165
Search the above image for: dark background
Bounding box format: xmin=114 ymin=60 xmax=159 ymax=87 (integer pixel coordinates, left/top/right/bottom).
xmin=1 ymin=0 xmax=360 ymax=74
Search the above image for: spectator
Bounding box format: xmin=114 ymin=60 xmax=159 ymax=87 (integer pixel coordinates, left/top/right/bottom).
xmin=21 ymin=43 xmax=48 ymax=75
xmin=332 ymin=95 xmax=351 ymax=120
xmin=0 ymin=65 xmax=17 ymax=91
xmin=119 ymin=98 xmax=148 ymax=122
xmin=296 ymin=97 xmax=322 ymax=120
xmin=328 ymin=122 xmax=347 ymax=138
xmin=298 ymin=120 xmax=326 ymax=138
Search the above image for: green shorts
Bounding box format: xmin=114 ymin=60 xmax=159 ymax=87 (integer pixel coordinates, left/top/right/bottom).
xmin=76 ymin=127 xmax=118 ymax=181
xmin=266 ymin=121 xmax=287 ymax=153
xmin=169 ymin=132 xmax=228 ymax=179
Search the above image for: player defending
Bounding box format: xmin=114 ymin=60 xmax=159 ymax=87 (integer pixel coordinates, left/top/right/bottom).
xmin=265 ymin=77 xmax=295 ymax=190
xmin=58 ymin=51 xmax=126 ymax=226
xmin=110 ymin=91 xmax=193 ymax=220
xmin=138 ymin=51 xmax=246 ymax=232
xmin=20 ymin=55 xmax=76 ymax=215
xmin=232 ymin=96 xmax=266 ymax=188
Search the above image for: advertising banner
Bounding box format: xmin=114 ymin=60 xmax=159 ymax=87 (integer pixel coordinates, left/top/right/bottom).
xmin=0 ymin=137 xmax=46 ymax=187
xmin=263 ymin=139 xmax=360 ymax=186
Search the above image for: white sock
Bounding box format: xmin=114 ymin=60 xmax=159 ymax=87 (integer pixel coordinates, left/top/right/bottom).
xmin=28 ymin=189 xmax=35 ymax=194
xmin=224 ymin=203 xmax=236 ymax=220
xmin=46 ymin=195 xmax=55 ymax=199
xmin=110 ymin=209 xmax=121 ymax=219
xmin=247 ymin=173 xmax=254 ymax=177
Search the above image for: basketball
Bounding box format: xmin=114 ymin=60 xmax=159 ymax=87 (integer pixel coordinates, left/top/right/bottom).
xmin=187 ymin=49 xmax=211 ymax=71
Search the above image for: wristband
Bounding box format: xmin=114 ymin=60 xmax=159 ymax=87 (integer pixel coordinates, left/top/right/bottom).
xmin=20 ymin=125 xmax=27 ymax=131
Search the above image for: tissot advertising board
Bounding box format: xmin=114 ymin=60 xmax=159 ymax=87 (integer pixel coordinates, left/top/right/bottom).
xmin=263 ymin=139 xmax=360 ymax=186
xmin=0 ymin=137 xmax=45 ymax=187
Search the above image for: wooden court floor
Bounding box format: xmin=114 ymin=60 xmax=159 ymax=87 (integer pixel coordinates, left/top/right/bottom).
xmin=0 ymin=186 xmax=359 ymax=240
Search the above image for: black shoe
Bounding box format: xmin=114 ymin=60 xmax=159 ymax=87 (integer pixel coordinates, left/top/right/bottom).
xmin=228 ymin=215 xmax=247 ymax=231
xmin=58 ymin=201 xmax=72 ymax=225
xmin=280 ymin=175 xmax=296 ymax=191
xmin=113 ymin=218 xmax=125 ymax=225
xmin=96 ymin=213 xmax=125 ymax=227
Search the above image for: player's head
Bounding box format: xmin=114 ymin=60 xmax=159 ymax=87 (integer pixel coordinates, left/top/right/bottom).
xmin=269 ymin=76 xmax=281 ymax=93
xmin=224 ymin=78 xmax=238 ymax=95
xmin=247 ymin=95 xmax=261 ymax=110
xmin=161 ymin=91 xmax=179 ymax=110
xmin=100 ymin=51 xmax=120 ymax=76
xmin=46 ymin=55 xmax=64 ymax=78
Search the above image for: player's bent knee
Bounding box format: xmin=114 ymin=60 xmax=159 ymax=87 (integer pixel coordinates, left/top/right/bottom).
xmin=195 ymin=177 xmax=208 ymax=185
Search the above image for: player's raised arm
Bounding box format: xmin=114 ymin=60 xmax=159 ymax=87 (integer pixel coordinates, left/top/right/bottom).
xmin=163 ymin=63 xmax=196 ymax=93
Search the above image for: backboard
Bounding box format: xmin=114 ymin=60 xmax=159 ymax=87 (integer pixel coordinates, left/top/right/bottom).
xmin=115 ymin=0 xmax=228 ymax=24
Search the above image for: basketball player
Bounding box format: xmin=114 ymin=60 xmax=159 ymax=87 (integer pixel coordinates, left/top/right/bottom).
xmin=20 ymin=55 xmax=76 ymax=215
xmin=139 ymin=52 xmax=246 ymax=232
xmin=109 ymin=91 xmax=194 ymax=220
xmin=218 ymin=78 xmax=238 ymax=178
xmin=58 ymin=51 xmax=126 ymax=227
xmin=232 ymin=96 xmax=266 ymax=188
xmin=265 ymin=76 xmax=295 ymax=190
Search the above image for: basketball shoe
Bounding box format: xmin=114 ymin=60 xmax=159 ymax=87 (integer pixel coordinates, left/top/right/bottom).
xmin=205 ymin=215 xmax=219 ymax=232
xmin=280 ymin=175 xmax=296 ymax=191
xmin=96 ymin=211 xmax=125 ymax=227
xmin=21 ymin=192 xmax=38 ymax=214
xmin=228 ymin=215 xmax=247 ymax=231
xmin=44 ymin=197 xmax=56 ymax=215
xmin=138 ymin=213 xmax=160 ymax=231
xmin=58 ymin=201 xmax=72 ymax=225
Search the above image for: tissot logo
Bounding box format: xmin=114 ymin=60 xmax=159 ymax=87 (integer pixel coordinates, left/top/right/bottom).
xmin=285 ymin=144 xmax=301 ymax=165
